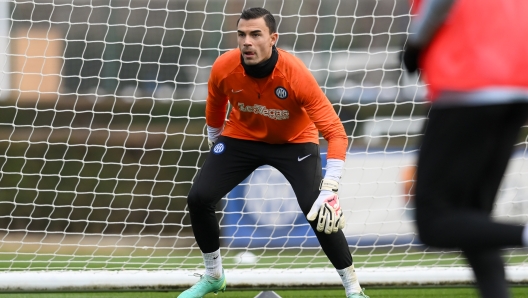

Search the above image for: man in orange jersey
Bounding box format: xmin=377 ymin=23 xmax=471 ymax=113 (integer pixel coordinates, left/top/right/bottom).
xmin=178 ymin=7 xmax=368 ymax=298
xmin=403 ymin=1 xmax=528 ymax=297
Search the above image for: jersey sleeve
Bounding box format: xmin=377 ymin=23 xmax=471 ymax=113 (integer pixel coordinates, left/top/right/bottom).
xmin=294 ymin=67 xmax=348 ymax=161
xmin=409 ymin=0 xmax=457 ymax=47
xmin=205 ymin=61 xmax=229 ymax=128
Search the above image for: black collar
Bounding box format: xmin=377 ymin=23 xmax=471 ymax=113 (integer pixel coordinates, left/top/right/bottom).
xmin=241 ymin=46 xmax=278 ymax=78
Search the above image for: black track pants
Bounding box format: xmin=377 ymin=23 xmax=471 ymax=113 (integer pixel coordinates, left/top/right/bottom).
xmin=415 ymin=103 xmax=528 ymax=298
xmin=187 ymin=136 xmax=352 ymax=269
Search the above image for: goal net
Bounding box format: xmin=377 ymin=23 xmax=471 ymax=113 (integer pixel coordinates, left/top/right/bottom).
xmin=1 ymin=0 xmax=527 ymax=291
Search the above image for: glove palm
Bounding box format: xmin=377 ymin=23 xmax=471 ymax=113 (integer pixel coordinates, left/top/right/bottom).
xmin=307 ymin=179 xmax=346 ymax=234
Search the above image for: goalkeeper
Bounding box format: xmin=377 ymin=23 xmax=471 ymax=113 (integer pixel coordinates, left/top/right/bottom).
xmin=178 ymin=7 xmax=368 ymax=298
xmin=403 ymin=0 xmax=528 ymax=297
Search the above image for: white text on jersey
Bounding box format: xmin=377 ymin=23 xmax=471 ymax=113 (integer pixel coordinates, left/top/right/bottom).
xmin=238 ymin=103 xmax=290 ymax=120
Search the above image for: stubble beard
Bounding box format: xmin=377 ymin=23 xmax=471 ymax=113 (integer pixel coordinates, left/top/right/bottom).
xmin=243 ymin=55 xmax=259 ymax=65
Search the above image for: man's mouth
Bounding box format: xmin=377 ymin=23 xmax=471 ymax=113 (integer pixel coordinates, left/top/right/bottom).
xmin=243 ymin=51 xmax=255 ymax=58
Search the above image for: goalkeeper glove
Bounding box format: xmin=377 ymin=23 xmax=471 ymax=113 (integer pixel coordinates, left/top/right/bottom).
xmin=307 ymin=178 xmax=346 ymax=234
xmin=402 ymin=43 xmax=421 ymax=74
xmin=207 ymin=125 xmax=223 ymax=150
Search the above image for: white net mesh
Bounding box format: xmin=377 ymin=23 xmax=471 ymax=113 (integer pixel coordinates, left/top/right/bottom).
xmin=0 ymin=0 xmax=527 ymax=289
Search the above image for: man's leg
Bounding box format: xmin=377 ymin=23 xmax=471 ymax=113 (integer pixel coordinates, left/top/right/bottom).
xmin=415 ymin=103 xmax=528 ymax=250
xmin=464 ymin=249 xmax=509 ymax=298
xmin=187 ymin=136 xmax=262 ymax=253
xmin=268 ymin=143 xmax=367 ymax=297
xmin=415 ymin=103 xmax=528 ymax=298
xmin=267 ymin=142 xmax=352 ymax=268
xmin=179 ymin=137 xmax=262 ymax=298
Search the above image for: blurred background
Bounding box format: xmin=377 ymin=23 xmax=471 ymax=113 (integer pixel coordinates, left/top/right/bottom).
xmin=0 ymin=0 xmax=426 ymax=241
xmin=3 ymin=0 xmax=424 ymax=102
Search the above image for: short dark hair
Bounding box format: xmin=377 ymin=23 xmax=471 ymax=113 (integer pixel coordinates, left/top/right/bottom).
xmin=237 ymin=7 xmax=277 ymax=34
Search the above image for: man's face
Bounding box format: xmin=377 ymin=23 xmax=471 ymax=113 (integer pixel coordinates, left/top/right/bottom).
xmin=237 ymin=17 xmax=278 ymax=65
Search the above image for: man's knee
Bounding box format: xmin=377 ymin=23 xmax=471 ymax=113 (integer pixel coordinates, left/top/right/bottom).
xmin=187 ymin=186 xmax=215 ymax=212
xmin=416 ymin=211 xmax=448 ymax=247
xmin=416 ymin=218 xmax=438 ymax=247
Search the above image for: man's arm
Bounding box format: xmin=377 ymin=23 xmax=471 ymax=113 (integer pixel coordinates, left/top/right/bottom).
xmin=294 ymin=66 xmax=348 ymax=233
xmin=403 ymin=0 xmax=457 ymax=72
xmin=409 ymin=0 xmax=456 ymax=47
xmin=205 ymin=63 xmax=229 ymax=148
xmin=295 ymin=70 xmax=348 ymax=160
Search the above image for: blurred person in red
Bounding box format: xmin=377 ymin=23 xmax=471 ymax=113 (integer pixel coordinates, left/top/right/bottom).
xmin=403 ymin=1 xmax=528 ymax=297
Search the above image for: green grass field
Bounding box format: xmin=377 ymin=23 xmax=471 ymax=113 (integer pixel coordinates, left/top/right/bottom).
xmin=2 ymin=247 xmax=527 ymax=270
xmin=0 ymin=287 xmax=528 ymax=298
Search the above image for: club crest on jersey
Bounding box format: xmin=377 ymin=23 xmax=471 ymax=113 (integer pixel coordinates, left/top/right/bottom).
xmin=213 ymin=142 xmax=225 ymax=154
xmin=274 ymin=86 xmax=288 ymax=99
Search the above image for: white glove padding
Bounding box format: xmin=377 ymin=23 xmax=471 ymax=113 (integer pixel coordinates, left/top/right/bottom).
xmin=306 ymin=179 xmax=346 ymax=234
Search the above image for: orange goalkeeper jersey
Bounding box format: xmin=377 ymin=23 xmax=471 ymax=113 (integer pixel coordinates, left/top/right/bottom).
xmin=206 ymin=48 xmax=348 ymax=160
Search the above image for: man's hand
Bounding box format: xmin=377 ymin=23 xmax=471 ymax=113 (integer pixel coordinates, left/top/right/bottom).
xmin=307 ymin=179 xmax=346 ymax=234
xmin=402 ymin=43 xmax=422 ymax=73
xmin=208 ymin=139 xmax=215 ymax=150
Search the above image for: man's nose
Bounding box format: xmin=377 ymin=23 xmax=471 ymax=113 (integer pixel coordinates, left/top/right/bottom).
xmin=242 ymin=37 xmax=252 ymax=46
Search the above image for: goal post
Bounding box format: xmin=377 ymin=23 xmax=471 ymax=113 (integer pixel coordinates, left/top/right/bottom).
xmin=1 ymin=0 xmax=527 ymax=291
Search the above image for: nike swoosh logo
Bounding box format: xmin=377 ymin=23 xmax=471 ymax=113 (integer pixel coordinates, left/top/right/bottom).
xmin=297 ymin=154 xmax=311 ymax=161
xmin=231 ymin=89 xmax=243 ymax=93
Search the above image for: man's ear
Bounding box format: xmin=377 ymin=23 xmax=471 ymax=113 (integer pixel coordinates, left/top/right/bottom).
xmin=271 ymin=33 xmax=278 ymax=46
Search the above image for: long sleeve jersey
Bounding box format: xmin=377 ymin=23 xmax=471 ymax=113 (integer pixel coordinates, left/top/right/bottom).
xmin=206 ymin=47 xmax=348 ymax=160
